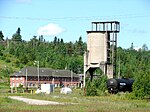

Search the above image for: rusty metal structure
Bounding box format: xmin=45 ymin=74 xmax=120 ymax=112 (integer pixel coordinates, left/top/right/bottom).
xmin=84 ymin=21 xmax=120 ymax=85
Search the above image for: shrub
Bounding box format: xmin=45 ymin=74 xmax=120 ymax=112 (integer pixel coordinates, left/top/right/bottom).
xmin=5 ymin=58 xmax=11 ymax=63
xmin=85 ymin=75 xmax=107 ymax=96
xmin=17 ymin=84 xmax=24 ymax=93
xmin=0 ymin=52 xmax=3 ymax=56
xmin=1 ymin=56 xmax=6 ymax=60
xmin=85 ymin=80 xmax=98 ymax=96
xmin=93 ymin=75 xmax=107 ymax=95
xmin=131 ymin=71 xmax=150 ymax=99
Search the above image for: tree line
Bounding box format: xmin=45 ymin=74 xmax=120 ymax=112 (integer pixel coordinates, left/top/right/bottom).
xmin=0 ymin=28 xmax=86 ymax=74
xmin=0 ymin=28 xmax=150 ymax=99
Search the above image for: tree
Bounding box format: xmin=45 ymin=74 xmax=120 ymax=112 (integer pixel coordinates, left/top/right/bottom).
xmin=53 ymin=36 xmax=57 ymax=45
xmin=12 ymin=27 xmax=22 ymax=42
xmin=85 ymin=74 xmax=107 ymax=96
xmin=85 ymin=79 xmax=98 ymax=96
xmin=131 ymin=71 xmax=150 ymax=99
xmin=93 ymin=74 xmax=107 ymax=94
xmin=66 ymin=42 xmax=73 ymax=55
xmin=60 ymin=38 xmax=64 ymax=43
xmin=0 ymin=31 xmax=4 ymax=41
xmin=68 ymin=56 xmax=83 ymax=74
xmin=142 ymin=44 xmax=148 ymax=51
xmin=130 ymin=42 xmax=134 ymax=50
xmin=39 ymin=35 xmax=44 ymax=42
xmin=74 ymin=36 xmax=84 ymax=55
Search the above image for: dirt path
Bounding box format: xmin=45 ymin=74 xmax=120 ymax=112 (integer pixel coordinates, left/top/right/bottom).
xmin=8 ymin=96 xmax=64 ymax=105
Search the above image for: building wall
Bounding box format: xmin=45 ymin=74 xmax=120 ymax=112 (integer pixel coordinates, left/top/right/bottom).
xmin=84 ymin=31 xmax=114 ymax=79
xmin=10 ymin=76 xmax=25 ymax=88
xmin=87 ymin=32 xmax=107 ymax=66
xmin=10 ymin=76 xmax=80 ymax=88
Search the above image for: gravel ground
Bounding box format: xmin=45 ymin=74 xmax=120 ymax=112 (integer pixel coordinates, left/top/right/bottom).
xmin=8 ymin=96 xmax=64 ymax=105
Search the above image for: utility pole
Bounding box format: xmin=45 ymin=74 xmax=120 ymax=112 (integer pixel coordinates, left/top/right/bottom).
xmin=118 ymin=54 xmax=121 ymax=78
xmin=71 ymin=70 xmax=73 ymax=87
xmin=34 ymin=61 xmax=40 ymax=87
xmin=26 ymin=68 xmax=28 ymax=87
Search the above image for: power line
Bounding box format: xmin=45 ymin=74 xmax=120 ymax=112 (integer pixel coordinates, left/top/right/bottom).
xmin=0 ymin=13 xmax=150 ymax=21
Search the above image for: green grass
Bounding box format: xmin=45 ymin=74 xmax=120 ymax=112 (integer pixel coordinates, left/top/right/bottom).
xmin=0 ymin=88 xmax=150 ymax=112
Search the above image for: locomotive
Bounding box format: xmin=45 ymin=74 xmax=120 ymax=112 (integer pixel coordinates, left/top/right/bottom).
xmin=107 ymin=78 xmax=134 ymax=94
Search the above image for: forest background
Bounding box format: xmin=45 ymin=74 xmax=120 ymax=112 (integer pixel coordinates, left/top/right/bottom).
xmin=0 ymin=27 xmax=150 ymax=99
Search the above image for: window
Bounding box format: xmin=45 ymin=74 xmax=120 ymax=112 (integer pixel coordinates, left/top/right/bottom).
xmin=34 ymin=77 xmax=36 ymax=81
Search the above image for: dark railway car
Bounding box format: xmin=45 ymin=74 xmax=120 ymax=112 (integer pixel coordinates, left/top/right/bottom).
xmin=107 ymin=78 xmax=134 ymax=94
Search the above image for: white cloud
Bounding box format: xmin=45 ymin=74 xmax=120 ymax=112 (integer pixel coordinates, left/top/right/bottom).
xmin=37 ymin=23 xmax=64 ymax=36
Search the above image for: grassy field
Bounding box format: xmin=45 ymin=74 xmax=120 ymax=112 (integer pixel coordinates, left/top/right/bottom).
xmin=0 ymin=88 xmax=150 ymax=112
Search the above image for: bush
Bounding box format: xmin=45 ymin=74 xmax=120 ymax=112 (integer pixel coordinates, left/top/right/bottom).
xmin=5 ymin=58 xmax=11 ymax=63
xmin=93 ymin=75 xmax=107 ymax=95
xmin=0 ymin=51 xmax=3 ymax=56
xmin=131 ymin=71 xmax=150 ymax=99
xmin=85 ymin=75 xmax=107 ymax=96
xmin=0 ymin=68 xmax=9 ymax=78
xmin=1 ymin=56 xmax=6 ymax=60
xmin=85 ymin=80 xmax=98 ymax=96
xmin=17 ymin=84 xmax=24 ymax=93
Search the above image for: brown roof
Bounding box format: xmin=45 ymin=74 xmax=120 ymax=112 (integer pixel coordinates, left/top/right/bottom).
xmin=10 ymin=67 xmax=78 ymax=78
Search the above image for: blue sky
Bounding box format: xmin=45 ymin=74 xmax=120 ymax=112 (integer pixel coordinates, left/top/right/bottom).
xmin=0 ymin=0 xmax=150 ymax=49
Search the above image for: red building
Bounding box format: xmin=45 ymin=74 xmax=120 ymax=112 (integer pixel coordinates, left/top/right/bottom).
xmin=10 ymin=67 xmax=80 ymax=88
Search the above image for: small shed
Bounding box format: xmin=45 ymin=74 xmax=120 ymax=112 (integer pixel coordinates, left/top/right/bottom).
xmin=41 ymin=84 xmax=54 ymax=94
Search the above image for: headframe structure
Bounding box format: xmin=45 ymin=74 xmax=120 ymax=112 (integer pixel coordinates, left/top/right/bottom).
xmin=84 ymin=21 xmax=120 ymax=86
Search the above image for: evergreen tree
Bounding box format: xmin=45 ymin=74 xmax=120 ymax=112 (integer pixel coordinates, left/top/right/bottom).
xmin=53 ymin=36 xmax=57 ymax=45
xmin=60 ymin=38 xmax=64 ymax=43
xmin=142 ymin=44 xmax=148 ymax=51
xmin=130 ymin=42 xmax=134 ymax=50
xmin=0 ymin=31 xmax=4 ymax=41
xmin=12 ymin=27 xmax=22 ymax=41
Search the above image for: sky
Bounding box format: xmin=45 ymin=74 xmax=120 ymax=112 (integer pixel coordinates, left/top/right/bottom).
xmin=0 ymin=0 xmax=150 ymax=49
